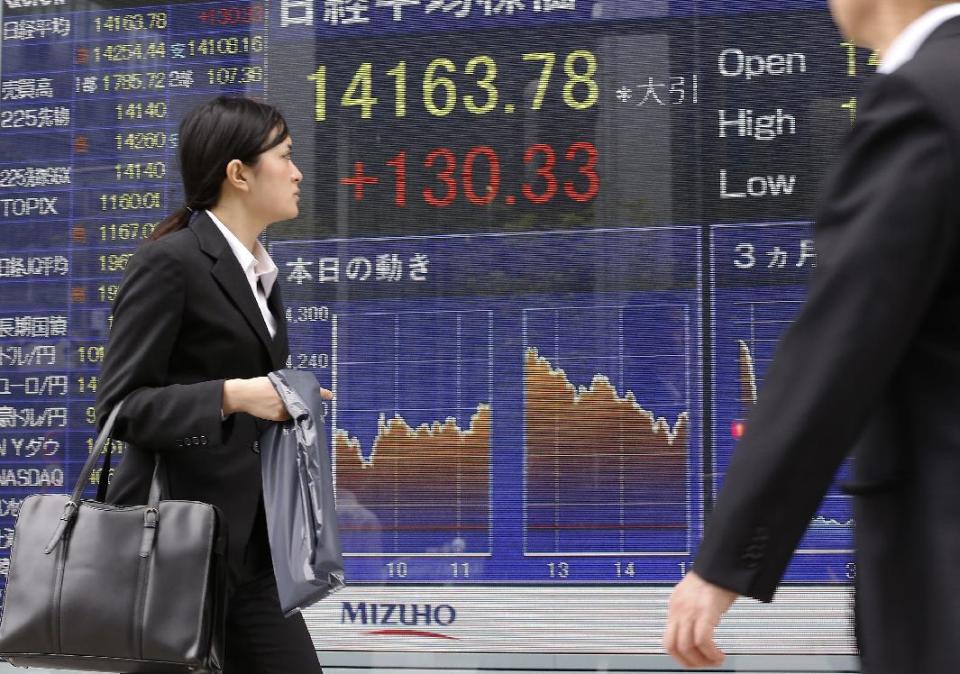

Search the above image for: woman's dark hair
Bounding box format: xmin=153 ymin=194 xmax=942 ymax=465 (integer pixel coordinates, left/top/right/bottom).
xmin=151 ymin=96 xmax=289 ymax=239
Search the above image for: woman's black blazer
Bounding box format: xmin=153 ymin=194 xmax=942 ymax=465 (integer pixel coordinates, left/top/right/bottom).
xmin=95 ymin=211 xmax=289 ymax=572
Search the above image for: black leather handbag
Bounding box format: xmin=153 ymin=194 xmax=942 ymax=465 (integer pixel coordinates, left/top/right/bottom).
xmin=0 ymin=403 xmax=228 ymax=673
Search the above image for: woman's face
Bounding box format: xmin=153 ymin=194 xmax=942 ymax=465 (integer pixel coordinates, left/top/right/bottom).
xmin=248 ymin=131 xmax=302 ymax=224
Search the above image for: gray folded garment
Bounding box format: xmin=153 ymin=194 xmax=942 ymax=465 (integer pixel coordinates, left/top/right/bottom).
xmin=260 ymin=369 xmax=345 ymax=616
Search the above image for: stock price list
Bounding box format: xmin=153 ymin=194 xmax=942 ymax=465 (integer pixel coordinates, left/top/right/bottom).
xmin=298 ymin=40 xmax=606 ymax=237
xmin=0 ymin=0 xmax=267 ymax=597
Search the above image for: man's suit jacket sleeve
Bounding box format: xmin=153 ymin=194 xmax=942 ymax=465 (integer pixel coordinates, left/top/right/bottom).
xmin=95 ymin=239 xmax=226 ymax=450
xmin=694 ymin=73 xmax=960 ymax=601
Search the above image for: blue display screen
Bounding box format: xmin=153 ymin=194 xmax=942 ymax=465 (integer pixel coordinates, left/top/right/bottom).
xmin=0 ymin=0 xmax=872 ymax=590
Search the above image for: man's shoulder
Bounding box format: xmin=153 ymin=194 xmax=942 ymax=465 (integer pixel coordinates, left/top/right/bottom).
xmin=893 ymin=20 xmax=960 ymax=115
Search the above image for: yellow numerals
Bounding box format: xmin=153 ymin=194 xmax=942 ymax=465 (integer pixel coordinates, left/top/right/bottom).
xmin=522 ymin=52 xmax=555 ymax=110
xmin=308 ymin=50 xmax=597 ymax=123
xmin=840 ymin=41 xmax=880 ymax=77
xmin=387 ymin=61 xmax=407 ymax=117
xmin=562 ymin=50 xmax=599 ymax=110
xmin=94 ymin=12 xmax=167 ymax=32
xmin=342 ymin=62 xmax=379 ymax=118
xmin=308 ymin=66 xmax=327 ymax=122
xmin=463 ymin=55 xmax=498 ymax=114
xmin=424 ymin=58 xmax=457 ymax=116
xmin=841 ymin=97 xmax=857 ymax=125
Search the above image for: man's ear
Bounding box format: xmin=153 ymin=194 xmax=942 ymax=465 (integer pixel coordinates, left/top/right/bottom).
xmin=224 ymin=159 xmax=249 ymax=192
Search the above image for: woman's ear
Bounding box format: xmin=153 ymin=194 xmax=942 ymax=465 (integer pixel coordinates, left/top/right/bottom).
xmin=224 ymin=159 xmax=249 ymax=192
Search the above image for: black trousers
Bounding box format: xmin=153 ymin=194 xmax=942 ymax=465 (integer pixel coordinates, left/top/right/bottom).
xmin=223 ymin=570 xmax=323 ymax=674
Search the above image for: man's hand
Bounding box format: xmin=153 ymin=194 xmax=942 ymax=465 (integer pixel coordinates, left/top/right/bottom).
xmin=664 ymin=570 xmax=739 ymax=668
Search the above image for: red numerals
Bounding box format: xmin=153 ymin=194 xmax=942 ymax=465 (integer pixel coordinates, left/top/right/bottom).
xmin=386 ymin=152 xmax=407 ymax=206
xmin=198 ymin=4 xmax=264 ymax=26
xmin=347 ymin=142 xmax=599 ymax=207
xmin=564 ymin=141 xmax=599 ymax=203
xmin=423 ymin=148 xmax=457 ymax=207
xmin=522 ymin=144 xmax=558 ymax=204
xmin=463 ymin=146 xmax=501 ymax=206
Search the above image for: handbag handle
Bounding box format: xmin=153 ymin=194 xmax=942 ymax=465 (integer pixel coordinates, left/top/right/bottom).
xmin=43 ymin=402 xmax=164 ymax=556
xmin=72 ymin=401 xmax=124 ymax=505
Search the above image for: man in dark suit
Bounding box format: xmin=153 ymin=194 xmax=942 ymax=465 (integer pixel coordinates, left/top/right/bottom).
xmin=665 ymin=1 xmax=960 ymax=671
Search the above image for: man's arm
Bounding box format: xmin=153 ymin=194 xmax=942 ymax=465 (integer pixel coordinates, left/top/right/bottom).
xmin=667 ymin=72 xmax=959 ymax=664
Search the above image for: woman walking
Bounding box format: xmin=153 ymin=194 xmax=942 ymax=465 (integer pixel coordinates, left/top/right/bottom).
xmin=96 ymin=95 xmax=326 ymax=674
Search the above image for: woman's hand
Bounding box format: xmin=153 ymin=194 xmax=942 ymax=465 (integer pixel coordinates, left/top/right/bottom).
xmin=222 ymin=377 xmax=290 ymax=421
xmin=222 ymin=378 xmax=334 ymax=421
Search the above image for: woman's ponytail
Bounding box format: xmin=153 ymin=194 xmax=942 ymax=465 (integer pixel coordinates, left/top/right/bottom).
xmin=150 ymin=205 xmax=194 ymax=240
